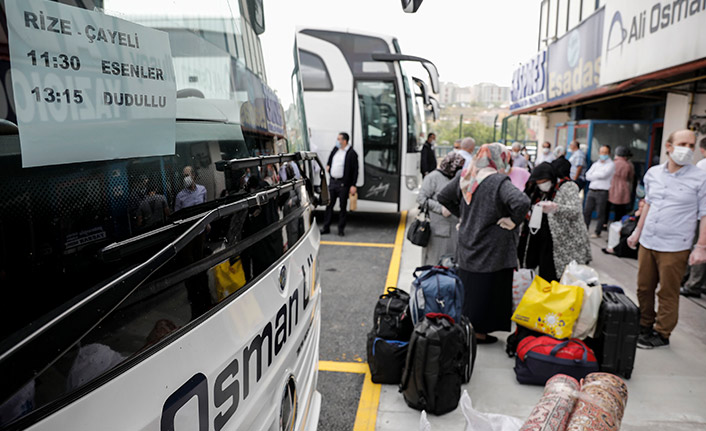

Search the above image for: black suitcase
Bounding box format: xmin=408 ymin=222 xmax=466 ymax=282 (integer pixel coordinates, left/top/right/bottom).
xmin=366 ymin=332 xmax=409 ymax=384
xmin=590 ymin=290 xmax=639 ymax=379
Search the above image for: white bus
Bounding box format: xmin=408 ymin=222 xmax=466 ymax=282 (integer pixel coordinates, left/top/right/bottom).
xmin=0 ymin=1 xmax=327 ymax=430
xmin=295 ymin=28 xmax=440 ymax=213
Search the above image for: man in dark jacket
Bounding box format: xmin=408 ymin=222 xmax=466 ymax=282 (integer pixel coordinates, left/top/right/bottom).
xmin=322 ymin=132 xmax=359 ymax=236
xmin=420 ymin=133 xmax=437 ymax=177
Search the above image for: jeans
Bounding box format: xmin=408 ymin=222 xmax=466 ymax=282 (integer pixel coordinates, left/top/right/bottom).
xmin=583 ymin=189 xmax=609 ymax=234
xmin=323 ymin=179 xmax=349 ymax=233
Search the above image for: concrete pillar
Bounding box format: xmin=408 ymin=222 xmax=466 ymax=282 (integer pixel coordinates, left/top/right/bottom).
xmin=660 ymin=92 xmax=691 ymax=163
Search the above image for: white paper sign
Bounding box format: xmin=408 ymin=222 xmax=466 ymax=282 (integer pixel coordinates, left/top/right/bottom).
xmin=600 ymin=0 xmax=706 ymax=85
xmin=6 ymin=0 xmax=177 ymax=167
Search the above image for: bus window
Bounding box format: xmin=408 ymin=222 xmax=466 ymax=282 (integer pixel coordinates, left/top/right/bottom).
xmin=300 ymin=50 xmax=334 ymax=91
xmin=0 ymin=134 xmax=313 ymax=425
xmin=357 ymin=81 xmax=400 ymax=174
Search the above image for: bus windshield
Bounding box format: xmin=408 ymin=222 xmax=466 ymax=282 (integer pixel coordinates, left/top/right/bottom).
xmin=0 ymin=0 xmax=317 ymax=427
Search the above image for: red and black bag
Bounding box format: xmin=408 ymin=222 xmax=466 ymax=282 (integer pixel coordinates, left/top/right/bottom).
xmin=514 ymin=336 xmax=599 ymax=385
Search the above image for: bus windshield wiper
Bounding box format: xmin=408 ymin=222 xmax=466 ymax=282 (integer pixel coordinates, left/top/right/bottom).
xmin=0 ymin=152 xmax=328 ymax=406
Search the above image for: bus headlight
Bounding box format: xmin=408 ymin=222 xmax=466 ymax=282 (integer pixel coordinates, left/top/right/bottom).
xmin=405 ymin=176 xmax=418 ymax=190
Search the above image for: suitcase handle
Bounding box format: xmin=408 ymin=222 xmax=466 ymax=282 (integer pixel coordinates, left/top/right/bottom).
xmin=550 ymin=340 xmax=589 ymax=362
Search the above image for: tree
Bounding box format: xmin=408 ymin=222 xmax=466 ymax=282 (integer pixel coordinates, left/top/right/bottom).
xmin=429 ymin=120 xmax=497 ymax=146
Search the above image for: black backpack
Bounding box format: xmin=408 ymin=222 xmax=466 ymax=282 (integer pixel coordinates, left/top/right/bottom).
xmin=399 ymin=313 xmax=475 ymax=415
xmin=373 ymin=287 xmax=414 ymax=340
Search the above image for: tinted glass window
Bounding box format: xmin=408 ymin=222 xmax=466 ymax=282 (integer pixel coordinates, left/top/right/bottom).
xmin=0 ymin=119 xmax=313 ymax=426
xmin=300 ymin=30 xmax=393 ymax=77
xmin=300 ymin=50 xmax=333 ymax=91
xmin=357 ymin=81 xmax=399 ymax=173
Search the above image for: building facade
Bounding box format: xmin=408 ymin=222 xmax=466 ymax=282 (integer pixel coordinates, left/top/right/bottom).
xmin=510 ymin=0 xmax=706 ymax=192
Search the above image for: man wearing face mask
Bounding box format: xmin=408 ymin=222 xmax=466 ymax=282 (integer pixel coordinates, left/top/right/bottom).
xmin=583 ymin=145 xmax=615 ymax=238
xmin=421 ymin=133 xmax=437 ymax=177
xmin=511 ymin=142 xmax=529 ymax=170
xmin=175 ymin=166 xmax=207 ymax=212
xmin=627 ymin=130 xmax=706 ymax=349
xmin=535 ymin=141 xmax=555 ymax=165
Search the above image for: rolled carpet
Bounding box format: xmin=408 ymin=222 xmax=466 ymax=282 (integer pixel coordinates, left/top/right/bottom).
xmin=519 ymin=374 xmax=580 ymax=431
xmin=566 ymin=372 xmax=629 ymax=431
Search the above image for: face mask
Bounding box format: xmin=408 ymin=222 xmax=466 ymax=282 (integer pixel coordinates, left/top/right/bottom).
xmin=670 ymin=146 xmax=694 ymax=166
xmin=599 ymin=154 xmax=610 ymax=161
xmin=335 ymin=141 xmax=341 ymax=149
xmin=538 ymin=181 xmax=553 ymax=193
xmin=184 ymin=176 xmax=194 ymax=188
xmin=512 ymin=151 xmax=519 ymax=157
xmin=528 ymin=203 xmax=543 ymax=235
xmin=542 ymin=148 xmax=551 ymax=154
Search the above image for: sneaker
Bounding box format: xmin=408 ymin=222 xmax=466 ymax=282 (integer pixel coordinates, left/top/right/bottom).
xmin=637 ymin=332 xmax=669 ymax=349
xmin=590 ymin=233 xmax=600 ymax=239
xmin=680 ymin=286 xmax=702 ymax=298
xmin=639 ymin=325 xmax=654 ymax=336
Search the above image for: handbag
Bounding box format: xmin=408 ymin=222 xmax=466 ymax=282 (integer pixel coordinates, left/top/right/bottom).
xmin=406 ymin=203 xmax=431 ymax=247
xmin=514 ymin=336 xmax=599 ymax=385
xmin=511 ymin=275 xmax=583 ymax=339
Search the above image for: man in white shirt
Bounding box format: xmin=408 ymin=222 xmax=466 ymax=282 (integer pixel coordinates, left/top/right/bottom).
xmin=535 ymin=141 xmax=555 ymax=165
xmin=511 ymin=142 xmax=529 ymax=170
xmin=583 ymin=145 xmax=615 ymax=238
xmin=628 ymin=129 xmax=706 ymax=348
xmin=457 ymin=137 xmax=475 ymax=170
xmin=322 ymin=132 xmax=359 ymax=236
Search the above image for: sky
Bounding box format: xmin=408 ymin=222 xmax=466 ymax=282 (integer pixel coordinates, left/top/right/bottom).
xmin=261 ymin=0 xmax=541 ymax=105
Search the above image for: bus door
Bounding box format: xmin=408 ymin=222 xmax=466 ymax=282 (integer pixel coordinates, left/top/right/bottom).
xmin=354 ymin=80 xmax=400 ymax=209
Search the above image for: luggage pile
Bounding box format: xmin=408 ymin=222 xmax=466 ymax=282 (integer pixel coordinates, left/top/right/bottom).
xmin=366 ymin=265 xmax=476 ymax=415
xmin=420 ymin=372 xmax=629 ymax=431
xmin=509 ymin=261 xmax=640 ymax=384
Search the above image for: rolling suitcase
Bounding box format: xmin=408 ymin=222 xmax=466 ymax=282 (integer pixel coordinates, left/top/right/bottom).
xmin=591 ymin=290 xmax=639 ymax=379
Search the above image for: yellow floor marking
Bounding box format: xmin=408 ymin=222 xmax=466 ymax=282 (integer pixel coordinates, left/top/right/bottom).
xmin=318 ymin=212 xmax=407 ymax=431
xmin=318 ymin=360 xmax=368 ymax=374
xmin=383 ymin=211 xmax=407 ymax=290
xmin=321 ymin=240 xmax=394 ymax=248
xmin=353 ymin=370 xmax=382 ymax=431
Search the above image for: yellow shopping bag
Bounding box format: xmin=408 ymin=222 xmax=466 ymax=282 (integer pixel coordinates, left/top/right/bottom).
xmin=511 ymin=276 xmax=583 ymax=339
xmin=211 ymin=257 xmax=247 ymax=302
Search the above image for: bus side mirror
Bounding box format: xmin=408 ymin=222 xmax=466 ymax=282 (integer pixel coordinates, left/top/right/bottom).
xmin=428 ymin=96 xmax=440 ymax=121
xmin=401 ymin=0 xmax=424 ymax=13
xmin=413 ymin=77 xmax=430 ymax=105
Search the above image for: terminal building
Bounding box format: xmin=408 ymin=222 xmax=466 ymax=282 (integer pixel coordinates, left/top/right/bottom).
xmin=510 ymin=0 xmax=706 ymax=185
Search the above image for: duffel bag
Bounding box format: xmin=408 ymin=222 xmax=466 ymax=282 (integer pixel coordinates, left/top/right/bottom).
xmin=514 ymin=336 xmax=598 ymax=385
xmin=409 ymin=266 xmax=464 ymax=324
xmin=373 ymin=287 xmax=414 ymax=340
xmin=399 ymin=313 xmax=467 ymax=415
xmin=366 ymin=332 xmax=409 ymax=384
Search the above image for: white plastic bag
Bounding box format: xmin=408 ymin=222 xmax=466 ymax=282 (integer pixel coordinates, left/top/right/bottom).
xmin=419 ymin=411 xmax=432 ymax=431
xmin=607 ymin=221 xmax=622 ymax=249
xmin=512 ymin=269 xmax=535 ymax=312
xmin=461 ymin=390 xmax=523 ymax=431
xmin=560 ymin=261 xmax=603 ymax=339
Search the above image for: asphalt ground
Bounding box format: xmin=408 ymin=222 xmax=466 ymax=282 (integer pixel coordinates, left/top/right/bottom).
xmin=314 ymin=211 xmax=403 ymax=431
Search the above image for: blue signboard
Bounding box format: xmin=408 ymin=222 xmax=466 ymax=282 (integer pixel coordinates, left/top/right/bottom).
xmin=547 ymin=8 xmax=605 ymax=102
xmin=510 ymin=50 xmax=547 ymax=112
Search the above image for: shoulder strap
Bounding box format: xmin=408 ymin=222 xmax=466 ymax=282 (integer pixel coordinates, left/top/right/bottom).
xmin=399 ymin=324 xmax=423 ymax=391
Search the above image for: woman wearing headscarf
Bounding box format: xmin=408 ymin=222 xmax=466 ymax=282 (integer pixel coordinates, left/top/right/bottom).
xmin=437 ymin=143 xmax=531 ymax=343
xmin=417 ymin=152 xmax=466 ymax=265
xmin=518 ymin=162 xmax=591 ymax=282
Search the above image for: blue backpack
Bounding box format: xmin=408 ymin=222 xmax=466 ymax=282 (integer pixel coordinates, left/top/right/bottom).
xmin=409 ymin=266 xmax=465 ymax=324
